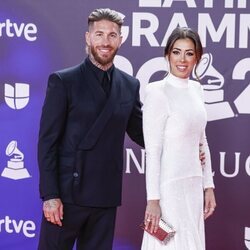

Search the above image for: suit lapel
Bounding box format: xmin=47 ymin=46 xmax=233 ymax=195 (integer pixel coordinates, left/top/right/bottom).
xmin=78 ymin=67 xmax=121 ymax=150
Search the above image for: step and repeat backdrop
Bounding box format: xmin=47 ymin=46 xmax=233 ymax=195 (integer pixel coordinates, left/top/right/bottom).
xmin=0 ymin=0 xmax=250 ymax=249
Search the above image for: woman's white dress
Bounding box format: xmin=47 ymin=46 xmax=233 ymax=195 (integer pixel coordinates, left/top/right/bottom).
xmin=141 ymin=73 xmax=214 ymax=250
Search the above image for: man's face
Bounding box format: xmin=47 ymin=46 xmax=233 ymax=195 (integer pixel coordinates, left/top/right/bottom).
xmin=85 ymin=19 xmax=122 ymax=66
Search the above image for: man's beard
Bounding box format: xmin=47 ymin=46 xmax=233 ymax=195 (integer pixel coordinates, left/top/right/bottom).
xmin=89 ymin=46 xmax=118 ymax=66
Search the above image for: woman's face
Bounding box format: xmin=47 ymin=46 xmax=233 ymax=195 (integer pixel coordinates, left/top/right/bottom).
xmin=167 ymin=38 xmax=197 ymax=79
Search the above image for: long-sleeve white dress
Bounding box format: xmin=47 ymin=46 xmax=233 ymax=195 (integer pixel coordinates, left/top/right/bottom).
xmin=141 ymin=73 xmax=214 ymax=250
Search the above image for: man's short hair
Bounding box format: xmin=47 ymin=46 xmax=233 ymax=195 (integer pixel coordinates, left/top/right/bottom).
xmin=88 ymin=8 xmax=124 ymax=32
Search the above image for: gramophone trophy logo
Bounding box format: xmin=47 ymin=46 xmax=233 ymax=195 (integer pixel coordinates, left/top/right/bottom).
xmin=192 ymin=53 xmax=235 ymax=121
xmin=1 ymin=140 xmax=31 ymax=180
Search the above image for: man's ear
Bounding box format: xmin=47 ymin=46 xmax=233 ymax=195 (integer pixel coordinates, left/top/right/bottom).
xmin=85 ymin=32 xmax=90 ymax=46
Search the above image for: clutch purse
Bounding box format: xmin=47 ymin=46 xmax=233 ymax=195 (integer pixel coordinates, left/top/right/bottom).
xmin=140 ymin=218 xmax=176 ymax=244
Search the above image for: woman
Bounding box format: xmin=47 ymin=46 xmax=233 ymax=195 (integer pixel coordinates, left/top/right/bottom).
xmin=141 ymin=27 xmax=216 ymax=250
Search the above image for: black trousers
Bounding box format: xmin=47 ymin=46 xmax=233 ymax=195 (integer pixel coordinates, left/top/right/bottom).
xmin=38 ymin=203 xmax=117 ymax=250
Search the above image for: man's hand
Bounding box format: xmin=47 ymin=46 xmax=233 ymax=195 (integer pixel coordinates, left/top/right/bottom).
xmin=43 ymin=198 xmax=63 ymax=226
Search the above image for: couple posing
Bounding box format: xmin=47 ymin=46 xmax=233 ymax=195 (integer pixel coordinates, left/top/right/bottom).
xmin=37 ymin=8 xmax=216 ymax=250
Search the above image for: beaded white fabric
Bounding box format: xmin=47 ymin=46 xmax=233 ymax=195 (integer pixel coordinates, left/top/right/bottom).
xmin=141 ymin=73 xmax=214 ymax=250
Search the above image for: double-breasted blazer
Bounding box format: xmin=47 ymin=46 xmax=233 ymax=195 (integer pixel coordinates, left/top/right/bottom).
xmin=38 ymin=58 xmax=144 ymax=207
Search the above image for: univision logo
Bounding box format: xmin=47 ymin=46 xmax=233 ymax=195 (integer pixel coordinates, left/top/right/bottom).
xmin=4 ymin=83 xmax=29 ymax=109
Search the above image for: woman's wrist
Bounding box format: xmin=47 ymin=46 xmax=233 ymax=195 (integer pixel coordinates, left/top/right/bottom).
xmin=147 ymin=199 xmax=160 ymax=205
xmin=205 ymin=187 xmax=214 ymax=192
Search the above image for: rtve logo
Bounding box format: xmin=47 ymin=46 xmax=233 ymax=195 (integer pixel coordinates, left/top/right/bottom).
xmin=0 ymin=216 xmax=36 ymax=238
xmin=0 ymin=19 xmax=37 ymax=42
xmin=4 ymin=83 xmax=30 ymax=109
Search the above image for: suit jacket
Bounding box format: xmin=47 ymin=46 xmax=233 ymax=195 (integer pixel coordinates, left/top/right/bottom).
xmin=38 ymin=58 xmax=144 ymax=207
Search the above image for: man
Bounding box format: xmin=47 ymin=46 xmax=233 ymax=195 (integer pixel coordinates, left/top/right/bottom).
xmin=37 ymin=8 xmax=144 ymax=250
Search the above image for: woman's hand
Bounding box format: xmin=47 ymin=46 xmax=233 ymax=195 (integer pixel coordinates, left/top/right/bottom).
xmin=144 ymin=200 xmax=161 ymax=233
xmin=204 ymin=188 xmax=216 ymax=220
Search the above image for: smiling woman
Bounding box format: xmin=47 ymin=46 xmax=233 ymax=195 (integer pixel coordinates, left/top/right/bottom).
xmin=167 ymin=38 xmax=197 ymax=79
xmin=164 ymin=27 xmax=203 ymax=80
xmin=141 ymin=27 xmax=216 ymax=250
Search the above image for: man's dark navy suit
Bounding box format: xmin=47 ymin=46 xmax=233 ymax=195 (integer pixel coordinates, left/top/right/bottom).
xmin=37 ymin=58 xmax=144 ymax=249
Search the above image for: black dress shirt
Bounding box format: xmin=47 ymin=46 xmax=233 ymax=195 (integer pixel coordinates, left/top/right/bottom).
xmin=86 ymin=57 xmax=114 ymax=97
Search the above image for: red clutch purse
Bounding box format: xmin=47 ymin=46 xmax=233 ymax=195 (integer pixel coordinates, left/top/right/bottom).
xmin=140 ymin=218 xmax=176 ymax=244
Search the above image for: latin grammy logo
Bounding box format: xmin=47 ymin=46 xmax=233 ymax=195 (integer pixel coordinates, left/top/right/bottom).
xmin=1 ymin=140 xmax=31 ymax=180
xmin=193 ymin=53 xmax=234 ymax=121
xmin=195 ymin=53 xmax=224 ymax=90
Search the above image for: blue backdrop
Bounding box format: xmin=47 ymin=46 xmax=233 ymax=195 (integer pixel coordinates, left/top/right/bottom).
xmin=0 ymin=1 xmax=250 ymax=249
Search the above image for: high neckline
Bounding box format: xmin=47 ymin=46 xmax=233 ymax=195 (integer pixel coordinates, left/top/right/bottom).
xmin=165 ymin=73 xmax=189 ymax=88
